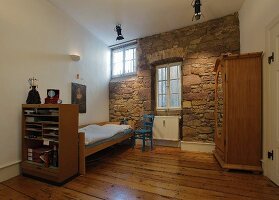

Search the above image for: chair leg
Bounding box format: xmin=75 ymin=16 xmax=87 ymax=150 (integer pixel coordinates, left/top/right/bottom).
xmin=132 ymin=134 xmax=135 ymax=149
xmin=150 ymin=136 xmax=153 ymax=150
xmin=142 ymin=135 xmax=145 ymax=152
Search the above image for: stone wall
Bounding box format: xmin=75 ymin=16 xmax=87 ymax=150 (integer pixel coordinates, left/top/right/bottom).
xmin=109 ymin=14 xmax=240 ymax=142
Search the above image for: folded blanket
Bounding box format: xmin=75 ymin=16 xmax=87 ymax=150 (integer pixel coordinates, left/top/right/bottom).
xmin=79 ymin=124 xmax=131 ymax=145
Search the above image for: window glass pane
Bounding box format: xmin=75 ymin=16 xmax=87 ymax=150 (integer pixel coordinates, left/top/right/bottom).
xmin=125 ymin=60 xmax=133 ymax=73
xmin=158 ymin=67 xmax=167 ymax=81
xmin=133 ymin=59 xmax=136 ymax=71
xmin=133 ymin=48 xmax=136 ymax=72
xmin=158 ymin=68 xmax=162 ymax=80
xmin=113 ymin=50 xmax=123 ymax=64
xmin=113 ymin=62 xmax=123 ymax=76
xmin=170 ymin=65 xmax=178 ymax=79
xmin=170 ymin=79 xmax=179 ymax=94
xmin=158 ymin=94 xmax=167 ymax=108
xmin=170 ymin=93 xmax=180 ymax=107
xmin=158 ymin=81 xmax=162 ymax=94
xmin=125 ymin=48 xmax=134 ymax=60
xmin=124 ymin=48 xmax=135 ymax=74
xmin=158 ymin=81 xmax=167 ymax=95
xmin=112 ymin=50 xmax=123 ymax=76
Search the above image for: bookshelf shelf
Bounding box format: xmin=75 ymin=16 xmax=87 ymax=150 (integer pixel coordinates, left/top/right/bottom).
xmin=26 ymin=123 xmax=42 ymax=126
xmin=24 ymin=136 xmax=43 ymax=141
xmin=25 ymin=128 xmax=42 ymax=132
xmin=24 ymin=136 xmax=59 ymax=143
xmin=25 ymin=160 xmax=59 ymax=170
xmin=43 ymin=127 xmax=59 ymax=130
xmin=40 ymin=121 xmax=59 ymax=124
xmin=21 ymin=104 xmax=79 ymax=184
xmin=24 ymin=114 xmax=59 ymax=117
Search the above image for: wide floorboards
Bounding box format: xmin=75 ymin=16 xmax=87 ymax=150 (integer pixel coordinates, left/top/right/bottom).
xmin=1 ymin=145 xmax=279 ymax=200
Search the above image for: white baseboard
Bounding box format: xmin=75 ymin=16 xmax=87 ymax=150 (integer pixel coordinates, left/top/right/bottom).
xmin=262 ymin=159 xmax=267 ymax=176
xmin=136 ymin=139 xmax=181 ymax=148
xmin=0 ymin=161 xmax=20 ymax=183
xmin=154 ymin=139 xmax=181 ymax=147
xmin=181 ymin=141 xmax=215 ymax=153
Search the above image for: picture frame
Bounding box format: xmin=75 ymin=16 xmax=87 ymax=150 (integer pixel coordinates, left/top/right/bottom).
xmin=71 ymin=83 xmax=86 ymax=113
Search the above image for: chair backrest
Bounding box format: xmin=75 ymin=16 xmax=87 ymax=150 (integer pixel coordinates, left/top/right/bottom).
xmin=143 ymin=114 xmax=154 ymax=130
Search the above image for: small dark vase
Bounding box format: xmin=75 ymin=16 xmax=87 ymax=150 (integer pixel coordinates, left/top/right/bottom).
xmin=26 ymin=86 xmax=41 ymax=104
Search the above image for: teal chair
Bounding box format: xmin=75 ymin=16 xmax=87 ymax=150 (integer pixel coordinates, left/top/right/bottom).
xmin=133 ymin=114 xmax=155 ymax=151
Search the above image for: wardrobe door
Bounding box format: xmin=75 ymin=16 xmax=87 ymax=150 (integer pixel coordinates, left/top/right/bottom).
xmin=214 ymin=65 xmax=225 ymax=154
xmin=226 ymin=57 xmax=262 ymax=166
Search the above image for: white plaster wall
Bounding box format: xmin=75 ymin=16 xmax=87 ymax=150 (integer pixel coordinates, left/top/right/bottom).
xmin=0 ymin=0 xmax=110 ymax=181
xmin=239 ymin=0 xmax=279 ymax=177
xmin=239 ymin=0 xmax=279 ymax=53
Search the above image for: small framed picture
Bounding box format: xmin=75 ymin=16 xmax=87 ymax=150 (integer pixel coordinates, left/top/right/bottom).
xmin=71 ymin=83 xmax=86 ymax=113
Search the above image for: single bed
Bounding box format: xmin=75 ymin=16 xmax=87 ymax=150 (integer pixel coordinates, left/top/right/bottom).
xmin=78 ymin=121 xmax=134 ymax=175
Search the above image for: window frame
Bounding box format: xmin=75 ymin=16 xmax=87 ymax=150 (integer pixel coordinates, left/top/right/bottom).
xmin=156 ymin=62 xmax=182 ymax=111
xmin=111 ymin=44 xmax=137 ymax=78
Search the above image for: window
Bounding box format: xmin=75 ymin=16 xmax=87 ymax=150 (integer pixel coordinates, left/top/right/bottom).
xmin=156 ymin=63 xmax=182 ymax=110
xmin=111 ymin=45 xmax=136 ymax=77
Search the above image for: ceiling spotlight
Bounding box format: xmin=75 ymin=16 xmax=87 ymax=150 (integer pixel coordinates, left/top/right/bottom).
xmin=192 ymin=0 xmax=202 ymax=21
xmin=115 ymin=24 xmax=124 ymax=41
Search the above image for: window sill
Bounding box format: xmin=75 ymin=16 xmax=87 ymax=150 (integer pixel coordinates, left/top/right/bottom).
xmin=110 ymin=73 xmax=137 ymax=82
xmin=156 ymin=108 xmax=182 ymax=111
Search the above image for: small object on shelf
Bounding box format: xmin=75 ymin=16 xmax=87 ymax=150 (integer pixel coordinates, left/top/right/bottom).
xmin=26 ymin=128 xmax=41 ymax=131
xmin=43 ymin=132 xmax=58 ymax=138
xmin=26 ymin=117 xmax=35 ymax=122
xmin=43 ymin=139 xmax=51 ymax=146
xmin=43 ymin=127 xmax=59 ymax=131
xmin=26 ymin=77 xmax=41 ymax=104
xmin=27 ymin=147 xmax=52 ymax=165
xmin=45 ymin=89 xmax=61 ymax=104
xmin=24 ymin=110 xmax=35 ymax=114
xmin=40 ymin=151 xmax=51 ymax=167
xmin=36 ymin=109 xmax=49 ymax=114
xmin=26 ymin=135 xmax=40 ymax=139
xmin=49 ymin=109 xmax=59 ymax=115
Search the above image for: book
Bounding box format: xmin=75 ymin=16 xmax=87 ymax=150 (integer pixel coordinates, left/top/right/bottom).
xmin=27 ymin=147 xmax=52 ymax=165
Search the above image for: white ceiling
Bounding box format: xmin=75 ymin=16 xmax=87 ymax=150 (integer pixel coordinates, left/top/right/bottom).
xmin=49 ymin=0 xmax=245 ymax=46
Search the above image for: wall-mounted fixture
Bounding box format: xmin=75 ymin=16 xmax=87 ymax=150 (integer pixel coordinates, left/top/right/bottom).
xmin=115 ymin=24 xmax=124 ymax=41
xmin=192 ymin=0 xmax=202 ymax=21
xmin=70 ymin=54 xmax=81 ymax=61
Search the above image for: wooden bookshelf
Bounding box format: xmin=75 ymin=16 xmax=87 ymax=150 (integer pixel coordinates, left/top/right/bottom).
xmin=21 ymin=104 xmax=79 ymax=184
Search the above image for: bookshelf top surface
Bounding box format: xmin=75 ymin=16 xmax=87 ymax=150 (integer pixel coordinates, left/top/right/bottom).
xmin=22 ymin=104 xmax=77 ymax=108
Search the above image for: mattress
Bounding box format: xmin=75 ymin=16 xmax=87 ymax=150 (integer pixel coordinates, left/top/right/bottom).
xmin=85 ymin=129 xmax=132 ymax=148
xmin=79 ymin=124 xmax=132 ymax=146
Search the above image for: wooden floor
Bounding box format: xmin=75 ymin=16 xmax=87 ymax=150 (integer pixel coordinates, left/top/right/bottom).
xmin=1 ymin=145 xmax=279 ymax=200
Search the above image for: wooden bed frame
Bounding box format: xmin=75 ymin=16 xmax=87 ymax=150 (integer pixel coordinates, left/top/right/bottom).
xmin=78 ymin=121 xmax=134 ymax=175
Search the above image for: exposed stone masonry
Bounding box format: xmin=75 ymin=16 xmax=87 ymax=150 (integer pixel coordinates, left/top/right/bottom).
xmin=109 ymin=14 xmax=240 ymax=142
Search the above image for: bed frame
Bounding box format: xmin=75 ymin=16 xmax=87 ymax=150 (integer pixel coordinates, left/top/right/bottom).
xmin=78 ymin=121 xmax=134 ymax=175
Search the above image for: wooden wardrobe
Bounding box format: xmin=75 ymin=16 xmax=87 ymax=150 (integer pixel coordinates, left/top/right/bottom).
xmin=213 ymin=52 xmax=262 ymax=172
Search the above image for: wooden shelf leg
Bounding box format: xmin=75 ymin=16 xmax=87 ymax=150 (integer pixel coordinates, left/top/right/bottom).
xmin=79 ymin=132 xmax=86 ymax=175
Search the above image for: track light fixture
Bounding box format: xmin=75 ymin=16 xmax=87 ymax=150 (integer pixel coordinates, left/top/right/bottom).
xmin=192 ymin=0 xmax=202 ymax=21
xmin=115 ymin=24 xmax=124 ymax=41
